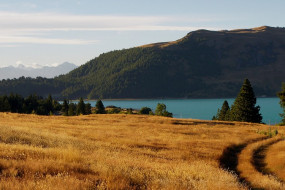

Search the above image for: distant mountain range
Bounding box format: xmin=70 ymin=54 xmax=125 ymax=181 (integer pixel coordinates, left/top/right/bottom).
xmin=0 ymin=26 xmax=285 ymax=99
xmin=0 ymin=62 xmax=77 ymax=80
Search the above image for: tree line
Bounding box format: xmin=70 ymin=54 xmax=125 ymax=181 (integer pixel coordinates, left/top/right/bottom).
xmin=61 ymin=98 xmax=92 ymax=116
xmin=0 ymin=94 xmax=61 ymax=115
xmin=0 ymin=94 xmax=173 ymax=118
xmin=1 ymin=78 xmax=284 ymax=124
xmin=0 ymin=94 xmax=92 ymax=116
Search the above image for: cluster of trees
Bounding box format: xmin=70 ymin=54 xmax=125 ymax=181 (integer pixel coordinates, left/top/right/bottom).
xmin=138 ymin=103 xmax=172 ymax=117
xmin=61 ymin=98 xmax=91 ymax=116
xmin=0 ymin=94 xmax=93 ymax=116
xmin=62 ymin=98 xmax=106 ymax=116
xmin=104 ymin=103 xmax=172 ymax=117
xmin=0 ymin=94 xmax=61 ymax=115
xmin=214 ymin=79 xmax=285 ymax=125
xmin=213 ymin=79 xmax=262 ymax=123
xmin=59 ymin=99 xmax=107 ymax=116
xmin=0 ymin=93 xmax=174 ymax=118
xmin=154 ymin=103 xmax=173 ymax=117
xmin=95 ymin=100 xmax=106 ymax=114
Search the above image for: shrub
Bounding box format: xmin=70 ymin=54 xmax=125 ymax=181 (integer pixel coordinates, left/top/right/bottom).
xmin=126 ymin=108 xmax=133 ymax=114
xmin=107 ymin=107 xmax=121 ymax=114
xmin=155 ymin=103 xmax=172 ymax=117
xmin=139 ymin=107 xmax=152 ymax=115
xmin=256 ymin=128 xmax=278 ymax=138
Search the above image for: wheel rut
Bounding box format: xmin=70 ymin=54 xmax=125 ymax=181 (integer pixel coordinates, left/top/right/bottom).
xmin=220 ymin=136 xmax=285 ymax=190
xmin=252 ymin=138 xmax=284 ymax=182
xmin=219 ymin=137 xmax=267 ymax=187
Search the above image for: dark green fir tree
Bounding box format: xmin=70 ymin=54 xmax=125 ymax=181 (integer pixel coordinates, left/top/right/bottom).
xmin=230 ymin=79 xmax=262 ymax=123
xmin=277 ymin=83 xmax=285 ymax=125
xmin=76 ymin=97 xmax=86 ymax=115
xmin=46 ymin=94 xmax=54 ymax=114
xmin=61 ymin=99 xmax=69 ymax=116
xmin=95 ymin=99 xmax=105 ymax=114
xmin=215 ymin=100 xmax=230 ymax=121
xmin=85 ymin=103 xmax=92 ymax=115
xmin=68 ymin=103 xmax=76 ymax=116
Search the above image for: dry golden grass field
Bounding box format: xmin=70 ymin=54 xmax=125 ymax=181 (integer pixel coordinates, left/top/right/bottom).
xmin=0 ymin=112 xmax=284 ymax=190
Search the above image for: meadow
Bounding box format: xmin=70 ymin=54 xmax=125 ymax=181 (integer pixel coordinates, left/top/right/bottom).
xmin=0 ymin=113 xmax=284 ymax=190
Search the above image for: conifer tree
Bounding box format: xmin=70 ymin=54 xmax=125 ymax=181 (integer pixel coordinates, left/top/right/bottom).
xmin=76 ymin=97 xmax=86 ymax=115
xmin=216 ymin=100 xmax=230 ymax=121
xmin=8 ymin=94 xmax=24 ymax=113
xmin=24 ymin=94 xmax=39 ymax=114
xmin=68 ymin=103 xmax=76 ymax=116
xmin=61 ymin=99 xmax=69 ymax=116
xmin=46 ymin=94 xmax=54 ymax=113
xmin=85 ymin=103 xmax=92 ymax=115
xmin=95 ymin=99 xmax=105 ymax=114
xmin=0 ymin=95 xmax=11 ymax=112
xmin=277 ymin=83 xmax=285 ymax=125
xmin=230 ymin=79 xmax=262 ymax=123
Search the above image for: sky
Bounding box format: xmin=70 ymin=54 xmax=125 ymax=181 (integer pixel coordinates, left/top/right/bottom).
xmin=0 ymin=0 xmax=284 ymax=68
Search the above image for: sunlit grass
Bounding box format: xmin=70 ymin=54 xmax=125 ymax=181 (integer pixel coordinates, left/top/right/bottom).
xmin=237 ymin=136 xmax=284 ymax=189
xmin=266 ymin=139 xmax=285 ymax=181
xmin=0 ymin=112 xmax=283 ymax=189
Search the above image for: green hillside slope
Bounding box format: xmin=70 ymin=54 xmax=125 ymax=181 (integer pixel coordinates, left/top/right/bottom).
xmin=0 ymin=26 xmax=285 ymax=99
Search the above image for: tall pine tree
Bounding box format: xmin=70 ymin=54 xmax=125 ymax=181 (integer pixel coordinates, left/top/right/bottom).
xmin=68 ymin=103 xmax=76 ymax=116
xmin=76 ymin=97 xmax=86 ymax=115
xmin=85 ymin=103 xmax=92 ymax=115
xmin=61 ymin=99 xmax=69 ymax=116
xmin=215 ymin=100 xmax=230 ymax=121
xmin=277 ymin=83 xmax=285 ymax=125
xmin=95 ymin=99 xmax=105 ymax=114
xmin=230 ymin=79 xmax=262 ymax=123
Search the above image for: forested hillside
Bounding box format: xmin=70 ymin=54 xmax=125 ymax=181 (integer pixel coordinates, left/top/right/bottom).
xmin=0 ymin=26 xmax=285 ymax=99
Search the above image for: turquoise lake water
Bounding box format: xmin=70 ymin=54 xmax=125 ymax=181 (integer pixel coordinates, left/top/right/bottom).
xmin=83 ymin=98 xmax=282 ymax=124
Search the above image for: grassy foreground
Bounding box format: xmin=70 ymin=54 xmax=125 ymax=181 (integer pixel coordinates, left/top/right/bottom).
xmin=0 ymin=113 xmax=284 ymax=190
xmin=266 ymin=140 xmax=285 ymax=180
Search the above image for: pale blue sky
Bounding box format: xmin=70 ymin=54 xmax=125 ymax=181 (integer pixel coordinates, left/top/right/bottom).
xmin=0 ymin=0 xmax=284 ymax=68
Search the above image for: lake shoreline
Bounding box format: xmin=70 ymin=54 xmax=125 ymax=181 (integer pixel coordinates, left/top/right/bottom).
xmin=77 ymin=96 xmax=278 ymax=102
xmin=66 ymin=98 xmax=282 ymax=125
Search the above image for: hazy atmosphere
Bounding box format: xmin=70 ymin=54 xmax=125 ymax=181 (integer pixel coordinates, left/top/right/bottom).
xmin=1 ymin=0 xmax=284 ymax=68
xmin=1 ymin=1 xmax=285 ymax=190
